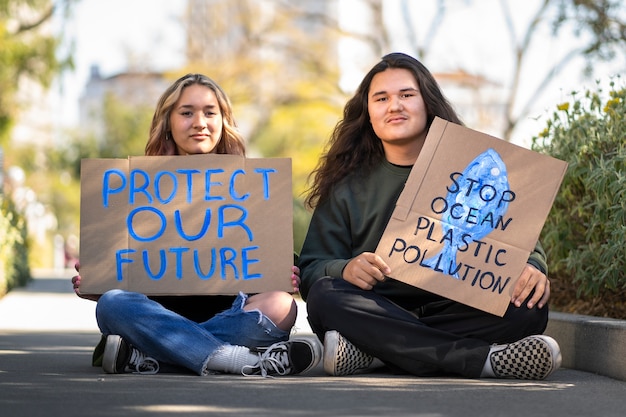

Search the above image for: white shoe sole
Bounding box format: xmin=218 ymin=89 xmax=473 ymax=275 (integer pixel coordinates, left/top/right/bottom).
xmin=102 ymin=335 xmax=123 ymax=374
xmin=323 ymin=330 xmax=373 ymax=376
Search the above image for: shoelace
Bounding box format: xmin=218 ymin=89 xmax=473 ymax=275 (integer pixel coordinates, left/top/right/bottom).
xmin=128 ymin=348 xmax=160 ymax=375
xmin=242 ymin=342 xmax=291 ymax=378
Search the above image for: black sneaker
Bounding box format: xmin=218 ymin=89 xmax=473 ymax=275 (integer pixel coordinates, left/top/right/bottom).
xmin=102 ymin=335 xmax=160 ymax=375
xmin=323 ymin=330 xmax=374 ymax=376
xmin=489 ymin=335 xmax=562 ymax=380
xmin=243 ymin=338 xmax=322 ymax=377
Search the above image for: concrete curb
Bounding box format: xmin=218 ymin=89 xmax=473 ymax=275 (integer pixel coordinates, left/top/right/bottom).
xmin=545 ymin=311 xmax=626 ymax=381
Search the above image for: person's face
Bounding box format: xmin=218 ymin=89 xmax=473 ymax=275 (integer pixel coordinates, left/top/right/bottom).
xmin=169 ymin=84 xmax=223 ymax=155
xmin=367 ymin=68 xmax=428 ymax=150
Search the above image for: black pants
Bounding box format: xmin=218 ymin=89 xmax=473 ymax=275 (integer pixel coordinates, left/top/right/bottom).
xmin=306 ymin=277 xmax=549 ymax=378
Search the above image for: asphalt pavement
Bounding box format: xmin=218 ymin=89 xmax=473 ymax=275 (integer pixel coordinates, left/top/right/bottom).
xmin=1 ymin=269 xmax=626 ymax=417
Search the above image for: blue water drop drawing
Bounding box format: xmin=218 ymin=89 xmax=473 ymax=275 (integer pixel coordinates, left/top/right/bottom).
xmin=422 ymin=148 xmax=511 ymax=278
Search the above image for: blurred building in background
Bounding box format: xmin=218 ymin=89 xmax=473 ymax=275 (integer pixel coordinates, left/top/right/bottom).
xmin=77 ymin=0 xmax=505 ymax=146
xmin=187 ymin=0 xmax=506 ymax=137
xmin=434 ymin=69 xmax=507 ymax=138
xmin=79 ymin=65 xmax=169 ymax=142
xmin=185 ymin=0 xmax=338 ymax=68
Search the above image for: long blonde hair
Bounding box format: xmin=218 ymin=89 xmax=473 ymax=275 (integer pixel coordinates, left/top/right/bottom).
xmin=144 ymin=73 xmax=246 ymax=156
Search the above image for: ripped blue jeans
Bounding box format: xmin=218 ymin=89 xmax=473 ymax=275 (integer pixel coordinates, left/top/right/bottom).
xmin=96 ymin=289 xmax=289 ymax=375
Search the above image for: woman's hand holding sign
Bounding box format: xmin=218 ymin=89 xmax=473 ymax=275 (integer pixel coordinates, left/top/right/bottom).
xmin=291 ymin=265 xmax=301 ymax=293
xmin=71 ymin=262 xmax=100 ymax=302
xmin=343 ymin=252 xmax=391 ymax=290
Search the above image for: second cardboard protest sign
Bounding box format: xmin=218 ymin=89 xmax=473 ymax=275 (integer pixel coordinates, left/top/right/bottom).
xmin=79 ymin=154 xmax=293 ymax=296
xmin=375 ymin=118 xmax=567 ymax=317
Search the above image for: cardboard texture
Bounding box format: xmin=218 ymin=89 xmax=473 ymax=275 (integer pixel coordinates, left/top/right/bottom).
xmin=375 ymin=118 xmax=567 ymax=316
xmin=79 ymin=154 xmax=293 ymax=296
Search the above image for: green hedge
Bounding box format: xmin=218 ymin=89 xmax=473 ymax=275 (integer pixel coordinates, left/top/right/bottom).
xmin=532 ymin=81 xmax=626 ymax=297
xmin=0 ymin=195 xmax=31 ymax=296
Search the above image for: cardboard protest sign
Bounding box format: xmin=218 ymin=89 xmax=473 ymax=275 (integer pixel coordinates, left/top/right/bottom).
xmin=375 ymin=117 xmax=567 ymax=316
xmin=79 ymin=154 xmax=293 ymax=296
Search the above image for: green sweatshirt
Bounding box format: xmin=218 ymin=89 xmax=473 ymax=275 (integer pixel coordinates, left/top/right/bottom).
xmin=298 ymin=159 xmax=548 ymax=300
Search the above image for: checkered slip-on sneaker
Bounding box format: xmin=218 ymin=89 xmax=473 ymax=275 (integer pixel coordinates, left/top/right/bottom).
xmin=323 ymin=330 xmax=374 ymax=376
xmin=489 ymin=335 xmax=562 ymax=380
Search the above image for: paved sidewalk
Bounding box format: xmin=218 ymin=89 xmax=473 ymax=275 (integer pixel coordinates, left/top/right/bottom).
xmin=1 ymin=270 xmax=626 ymax=417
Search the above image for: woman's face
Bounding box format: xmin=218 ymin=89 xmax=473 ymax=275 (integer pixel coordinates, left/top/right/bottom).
xmin=367 ymin=68 xmax=428 ymax=153
xmin=169 ymin=84 xmax=223 ymax=155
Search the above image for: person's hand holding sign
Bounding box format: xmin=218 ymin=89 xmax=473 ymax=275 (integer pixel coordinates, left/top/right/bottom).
xmin=342 ymin=252 xmax=391 ymax=290
xmin=511 ymin=264 xmax=550 ymax=310
xmin=71 ymin=262 xmax=100 ymax=302
xmin=291 ymin=266 xmax=301 ymax=293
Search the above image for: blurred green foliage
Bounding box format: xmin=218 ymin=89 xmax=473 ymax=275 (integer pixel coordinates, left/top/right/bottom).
xmin=0 ymin=0 xmax=74 ymax=278
xmin=532 ymin=80 xmax=626 ymax=296
xmin=0 ymin=196 xmax=30 ymax=296
xmin=0 ymin=0 xmax=73 ymax=144
xmin=6 ymin=92 xmax=153 ymax=269
xmin=59 ymin=93 xmax=153 ymax=175
xmin=250 ymin=97 xmax=342 ymax=253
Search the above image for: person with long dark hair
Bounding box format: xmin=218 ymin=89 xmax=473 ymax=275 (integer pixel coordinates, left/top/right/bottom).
xmin=299 ymin=53 xmax=561 ymax=380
